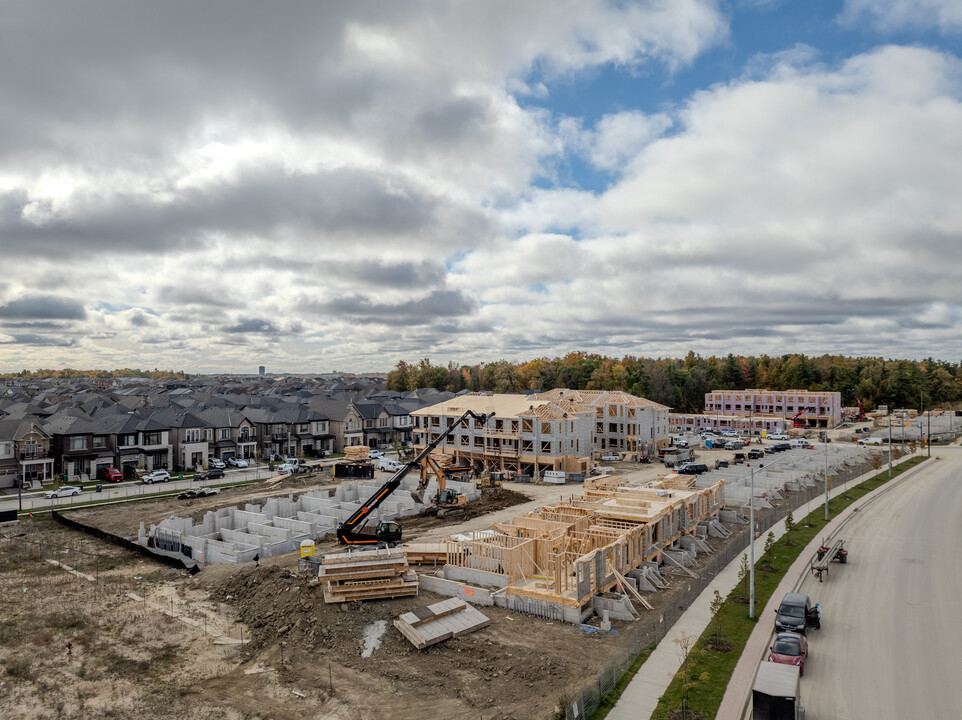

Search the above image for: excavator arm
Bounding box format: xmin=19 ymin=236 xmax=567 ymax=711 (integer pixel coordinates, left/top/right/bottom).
xmin=335 ymin=409 xmax=494 ymax=545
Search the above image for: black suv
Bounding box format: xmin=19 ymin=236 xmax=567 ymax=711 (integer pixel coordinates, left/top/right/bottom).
xmin=774 ymin=592 xmax=819 ymax=635
xmin=747 ymin=448 xmax=764 ymax=460
xmin=677 ymin=463 xmax=709 ymax=475
xmin=196 ymin=468 xmax=225 ymax=481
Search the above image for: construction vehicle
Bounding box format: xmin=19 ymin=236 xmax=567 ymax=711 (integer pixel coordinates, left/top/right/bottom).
xmin=335 ymin=410 xmax=494 ymax=546
xmin=790 ymin=407 xmax=815 ymax=428
xmin=853 ymin=398 xmax=867 ymax=422
xmin=415 ymin=457 xmax=474 ymax=518
xmin=477 ymin=471 xmax=504 ymax=490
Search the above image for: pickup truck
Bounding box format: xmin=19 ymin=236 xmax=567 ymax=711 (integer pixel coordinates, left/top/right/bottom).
xmin=858 ymin=436 xmax=884 ymax=446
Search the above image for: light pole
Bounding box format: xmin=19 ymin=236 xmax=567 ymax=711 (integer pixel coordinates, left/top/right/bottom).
xmin=749 ymin=462 xmax=762 ymax=619
xmin=824 ymin=437 xmax=829 ymax=521
xmin=888 ymin=412 xmax=893 ymax=478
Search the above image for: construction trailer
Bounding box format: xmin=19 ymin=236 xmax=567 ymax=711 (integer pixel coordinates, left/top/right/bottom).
xmin=752 ymin=661 xmax=805 ymax=719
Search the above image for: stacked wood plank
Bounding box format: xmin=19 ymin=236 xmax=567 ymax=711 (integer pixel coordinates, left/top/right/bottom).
xmin=343 ymin=445 xmax=371 ymax=461
xmin=317 ymin=547 xmax=419 ymax=603
xmin=394 ymin=598 xmax=490 ymax=650
xmin=402 ymin=542 xmax=448 ymax=565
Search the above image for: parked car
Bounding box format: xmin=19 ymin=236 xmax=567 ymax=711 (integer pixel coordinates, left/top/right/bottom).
xmin=97 ymin=466 xmax=124 ymax=483
xmin=208 ymin=458 xmax=226 ymax=470
xmin=773 ymin=443 xmax=792 ymax=452
xmin=733 ymin=453 xmax=746 ymax=464
xmin=44 ymin=485 xmax=81 ymax=499
xmin=674 ymin=439 xmax=689 ymax=448
xmin=142 ymin=469 xmax=171 ymax=484
xmin=747 ymin=448 xmax=764 ymax=460
xmin=724 ymin=440 xmax=742 ymax=450
xmin=368 ymin=449 xmax=385 ymax=459
xmin=715 ymin=459 xmax=729 ymax=469
xmin=277 ymin=462 xmax=298 ymax=474
xmin=227 ymin=457 xmax=249 ymax=468
xmin=774 ymin=592 xmax=819 ymax=635
xmin=196 ymin=468 xmax=225 ymax=481
xmin=768 ymin=433 xmax=790 ymax=441
xmin=677 ymin=463 xmax=709 ymax=475
xmin=768 ymin=632 xmax=809 ymax=676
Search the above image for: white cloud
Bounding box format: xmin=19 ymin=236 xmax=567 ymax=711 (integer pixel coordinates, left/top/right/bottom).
xmin=840 ymin=0 xmax=962 ymax=33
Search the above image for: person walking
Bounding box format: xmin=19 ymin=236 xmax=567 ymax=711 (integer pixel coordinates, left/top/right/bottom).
xmin=814 ymin=602 xmax=822 ymax=629
xmin=253 ymin=553 xmax=260 ymax=567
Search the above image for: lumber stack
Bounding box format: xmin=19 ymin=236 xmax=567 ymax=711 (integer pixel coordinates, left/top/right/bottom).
xmin=394 ymin=597 xmax=490 ymax=650
xmin=402 ymin=542 xmax=448 ymax=565
xmin=317 ymin=547 xmax=419 ymax=603
xmin=344 ymin=445 xmax=371 ymax=461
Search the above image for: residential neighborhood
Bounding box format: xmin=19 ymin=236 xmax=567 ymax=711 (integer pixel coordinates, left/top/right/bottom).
xmin=0 ymin=374 xmax=451 ymax=489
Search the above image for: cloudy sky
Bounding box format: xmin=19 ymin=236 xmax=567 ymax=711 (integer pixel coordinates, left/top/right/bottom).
xmin=2 ymin=1 xmax=961 ymax=374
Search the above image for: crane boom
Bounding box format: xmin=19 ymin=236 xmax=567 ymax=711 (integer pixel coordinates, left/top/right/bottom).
xmin=335 ymin=409 xmax=494 ymax=545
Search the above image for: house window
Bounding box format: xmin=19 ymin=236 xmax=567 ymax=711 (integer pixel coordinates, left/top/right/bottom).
xmin=364 ymin=420 xmax=373 ymax=428
xmin=522 ymin=440 xmax=533 ymax=453
xmin=608 ymin=423 xmax=618 ymax=433
xmin=521 ymin=418 xmax=533 ymax=433
xmin=120 ymin=433 xmax=137 ymax=446
xmin=220 ymin=429 xmax=230 ymax=440
xmin=0 ymin=442 xmax=12 ymax=458
xmin=540 ymin=422 xmax=551 ymax=435
xmin=474 ymin=436 xmax=483 ymax=447
xmin=92 ymin=435 xmax=107 ymax=449
xmin=460 ymin=435 xmax=469 ymax=446
xmin=144 ymin=432 xmax=163 ymax=445
xmin=540 ymin=441 xmax=551 ymax=453
xmin=298 ymin=424 xmax=309 ymax=433
xmin=186 ymin=429 xmax=202 ymax=443
xmin=68 ymin=436 xmax=87 ymax=451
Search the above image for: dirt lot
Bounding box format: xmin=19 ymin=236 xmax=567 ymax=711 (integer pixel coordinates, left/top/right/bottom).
xmin=0 ymin=473 xmax=750 ymax=720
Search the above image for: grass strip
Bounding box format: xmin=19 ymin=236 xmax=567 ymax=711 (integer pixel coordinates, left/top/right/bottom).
xmin=592 ymin=454 xmax=927 ymax=720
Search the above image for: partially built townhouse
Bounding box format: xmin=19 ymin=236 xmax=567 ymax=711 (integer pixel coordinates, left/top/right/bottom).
xmin=410 ymin=390 xmax=671 ymax=477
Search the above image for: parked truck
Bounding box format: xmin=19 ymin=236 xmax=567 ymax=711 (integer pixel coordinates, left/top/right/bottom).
xmin=662 ymin=447 xmax=694 ymax=468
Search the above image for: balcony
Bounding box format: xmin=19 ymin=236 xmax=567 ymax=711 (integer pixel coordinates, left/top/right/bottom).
xmin=480 ymin=429 xmax=521 ymax=440
xmin=16 ymin=449 xmax=51 ymax=460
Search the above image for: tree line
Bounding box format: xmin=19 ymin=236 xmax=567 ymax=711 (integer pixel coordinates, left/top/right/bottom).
xmin=386 ymin=353 xmax=962 ymax=414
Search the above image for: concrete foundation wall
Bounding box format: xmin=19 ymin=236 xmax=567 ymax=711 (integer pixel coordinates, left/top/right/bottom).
xmin=442 ymin=564 xmax=507 ymax=588
xmin=418 ymin=574 xmax=495 ymax=606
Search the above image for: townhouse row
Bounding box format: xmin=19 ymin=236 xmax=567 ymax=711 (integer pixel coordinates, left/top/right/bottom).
xmin=0 ymin=387 xmax=440 ymax=488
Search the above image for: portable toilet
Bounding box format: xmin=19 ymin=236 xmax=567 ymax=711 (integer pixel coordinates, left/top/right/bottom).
xmin=300 ymin=540 xmax=316 ymax=558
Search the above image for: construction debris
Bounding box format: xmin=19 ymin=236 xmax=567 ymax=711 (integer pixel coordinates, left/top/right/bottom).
xmin=394 ymin=597 xmax=490 ymax=650
xmin=311 ymin=547 xmax=419 ymax=603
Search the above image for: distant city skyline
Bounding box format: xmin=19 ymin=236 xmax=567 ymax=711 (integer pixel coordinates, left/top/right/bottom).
xmin=2 ymin=1 xmax=961 ymax=373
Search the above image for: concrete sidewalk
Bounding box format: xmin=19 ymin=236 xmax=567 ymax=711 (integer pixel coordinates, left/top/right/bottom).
xmin=606 ymin=455 xmax=917 ymax=720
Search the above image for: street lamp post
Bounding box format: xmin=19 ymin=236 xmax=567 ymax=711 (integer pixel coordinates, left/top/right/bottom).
xmin=749 ymin=461 xmax=756 ymax=619
xmin=824 ymin=438 xmax=829 ymax=521
xmin=888 ymin=412 xmax=893 ymax=478
xmin=748 ymin=461 xmax=764 ymax=620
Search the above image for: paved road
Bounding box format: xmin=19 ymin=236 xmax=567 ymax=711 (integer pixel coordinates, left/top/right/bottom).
xmin=797 ymin=449 xmax=962 ymax=719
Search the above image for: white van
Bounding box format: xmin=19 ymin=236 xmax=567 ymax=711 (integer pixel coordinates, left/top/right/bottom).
xmin=858 ymin=437 xmax=884 ymax=446
xmin=378 ymin=457 xmax=404 ymax=472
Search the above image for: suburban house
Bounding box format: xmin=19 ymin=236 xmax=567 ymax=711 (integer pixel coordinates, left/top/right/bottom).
xmin=0 ymin=417 xmax=55 ymax=488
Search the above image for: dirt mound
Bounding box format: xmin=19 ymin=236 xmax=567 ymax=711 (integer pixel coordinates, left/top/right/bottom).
xmin=402 ymin=487 xmax=530 ymax=535
xmin=201 ymin=562 xmax=616 ymax=719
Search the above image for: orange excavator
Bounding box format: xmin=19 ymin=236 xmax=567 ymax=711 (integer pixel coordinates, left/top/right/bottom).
xmin=412 ymin=456 xmax=473 ymax=519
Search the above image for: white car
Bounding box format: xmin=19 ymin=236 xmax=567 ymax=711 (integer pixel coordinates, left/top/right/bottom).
xmin=142 ymin=469 xmax=171 ymax=484
xmin=227 ymin=457 xmax=249 ymax=468
xmin=277 ymin=462 xmax=298 ymax=474
xmin=44 ymin=485 xmax=81 ymax=499
xmin=367 ymin=449 xmax=384 ymax=459
xmin=208 ymin=458 xmax=226 ymax=469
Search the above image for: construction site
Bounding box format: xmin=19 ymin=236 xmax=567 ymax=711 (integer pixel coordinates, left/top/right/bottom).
xmin=0 ymin=430 xmax=884 ymax=720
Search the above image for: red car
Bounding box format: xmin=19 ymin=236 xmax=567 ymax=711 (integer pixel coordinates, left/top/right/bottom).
xmin=768 ymin=632 xmax=809 ymax=676
xmin=97 ymin=466 xmax=124 ymax=482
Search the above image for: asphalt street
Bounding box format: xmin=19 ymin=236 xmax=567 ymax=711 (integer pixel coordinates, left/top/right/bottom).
xmin=796 ymin=448 xmax=962 ymax=719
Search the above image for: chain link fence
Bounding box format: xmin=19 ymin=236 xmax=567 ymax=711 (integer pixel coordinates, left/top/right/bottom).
xmin=563 ymin=457 xmax=876 ymax=720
